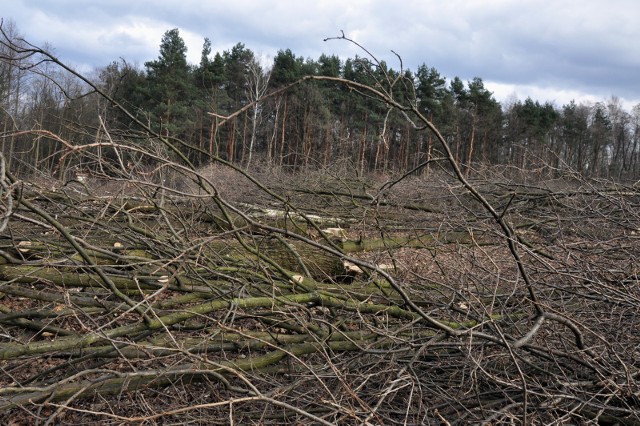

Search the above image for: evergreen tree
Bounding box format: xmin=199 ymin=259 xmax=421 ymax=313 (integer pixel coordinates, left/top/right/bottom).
xmin=144 ymin=28 xmax=194 ymax=139
xmin=415 ymin=64 xmax=447 ymax=120
xmin=193 ymin=38 xmax=228 ymax=162
xmin=270 ymin=49 xmax=306 ymax=86
xmin=223 ymin=43 xmax=255 ymax=107
xmin=98 ymin=60 xmax=146 ymax=128
xmin=318 ymin=54 xmax=341 ymax=77
xmin=560 ymin=100 xmax=590 ymax=173
xmin=194 ymin=38 xmax=225 ymax=93
xmin=588 ymin=103 xmax=612 ymax=175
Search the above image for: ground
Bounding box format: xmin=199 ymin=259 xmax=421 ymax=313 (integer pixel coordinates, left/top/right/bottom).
xmin=0 ymin=164 xmax=638 ymax=424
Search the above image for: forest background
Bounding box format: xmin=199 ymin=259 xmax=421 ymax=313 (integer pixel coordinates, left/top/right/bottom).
xmin=2 ymin=23 xmax=639 ymax=181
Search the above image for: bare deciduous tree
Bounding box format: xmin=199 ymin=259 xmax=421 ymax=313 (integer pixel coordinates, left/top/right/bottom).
xmin=245 ymin=55 xmax=271 ymax=168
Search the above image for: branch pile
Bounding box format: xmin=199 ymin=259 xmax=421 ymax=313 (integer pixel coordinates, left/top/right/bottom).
xmin=0 ymin=33 xmax=638 ymax=424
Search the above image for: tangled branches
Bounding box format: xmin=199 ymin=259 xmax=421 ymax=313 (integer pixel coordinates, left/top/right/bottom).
xmin=0 ymin=33 xmax=639 ymax=425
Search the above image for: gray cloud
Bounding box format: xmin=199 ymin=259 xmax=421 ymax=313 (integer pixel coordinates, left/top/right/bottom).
xmin=4 ymin=0 xmax=639 ymax=108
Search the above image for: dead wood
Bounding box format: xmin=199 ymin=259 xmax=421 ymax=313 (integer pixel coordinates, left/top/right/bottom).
xmin=0 ymin=44 xmax=638 ymax=424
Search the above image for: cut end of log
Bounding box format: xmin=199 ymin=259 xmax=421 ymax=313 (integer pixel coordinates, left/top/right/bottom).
xmin=17 ymin=241 xmax=32 ymax=253
xmin=377 ymin=263 xmax=395 ymax=271
xmin=322 ymin=227 xmax=348 ymax=241
xmin=290 ymin=274 xmax=305 ymax=285
xmin=343 ymin=260 xmax=363 ymax=275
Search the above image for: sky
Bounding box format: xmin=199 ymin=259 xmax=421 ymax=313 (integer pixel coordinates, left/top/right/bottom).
xmin=3 ymin=0 xmax=640 ymax=111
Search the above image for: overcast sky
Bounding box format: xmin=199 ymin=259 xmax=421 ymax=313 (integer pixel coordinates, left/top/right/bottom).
xmin=4 ymin=0 xmax=640 ymax=110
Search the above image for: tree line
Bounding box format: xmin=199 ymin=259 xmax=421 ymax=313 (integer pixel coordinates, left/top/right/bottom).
xmin=1 ymin=22 xmax=639 ymax=179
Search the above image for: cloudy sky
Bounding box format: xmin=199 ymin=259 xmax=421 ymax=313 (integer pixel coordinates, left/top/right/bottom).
xmin=4 ymin=0 xmax=640 ymax=110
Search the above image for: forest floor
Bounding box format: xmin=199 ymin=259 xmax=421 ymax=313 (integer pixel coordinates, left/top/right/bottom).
xmin=0 ymin=164 xmax=639 ymax=425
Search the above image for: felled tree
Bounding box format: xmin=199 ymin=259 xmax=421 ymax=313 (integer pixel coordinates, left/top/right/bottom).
xmin=0 ymin=27 xmax=638 ymax=425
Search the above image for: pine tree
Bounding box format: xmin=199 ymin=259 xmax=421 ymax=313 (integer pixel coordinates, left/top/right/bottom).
xmin=144 ymin=28 xmax=195 ymax=140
